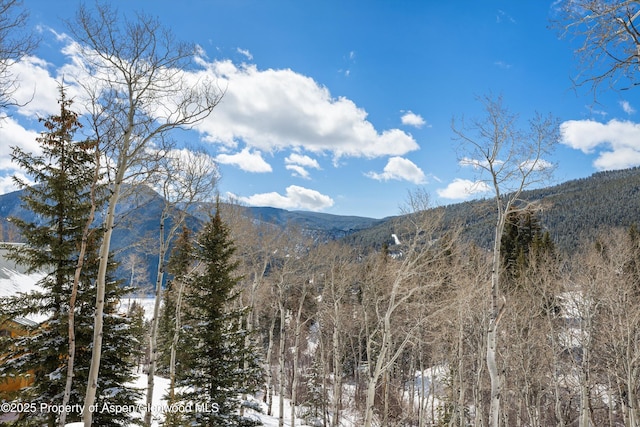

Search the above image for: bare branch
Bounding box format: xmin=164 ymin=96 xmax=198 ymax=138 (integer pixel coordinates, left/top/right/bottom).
xmin=555 ymin=0 xmax=640 ymax=94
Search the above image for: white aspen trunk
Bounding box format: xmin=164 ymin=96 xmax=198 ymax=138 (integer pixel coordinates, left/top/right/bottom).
xmin=456 ymin=314 xmax=466 ymax=427
xmin=320 ymin=334 xmax=328 ymax=427
xmin=83 ymin=170 xmax=124 ymax=426
xmin=144 ymin=214 xmax=167 ymax=427
xmin=606 ymin=369 xmax=615 ymax=427
xmin=363 ymin=309 xmax=392 ymax=427
xmin=419 ymin=352 xmax=426 ymax=427
xmin=364 ymin=371 xmax=378 ymax=427
xmin=265 ymin=313 xmax=277 ymax=416
xmin=290 ymin=287 xmax=307 ymax=427
xmin=331 ymin=310 xmax=342 ymax=427
xmin=626 ymin=348 xmax=638 ymax=427
xmin=408 ymin=352 xmax=415 ymax=421
xmin=59 ymin=152 xmax=99 ymax=427
xmin=383 ymin=368 xmax=390 ymax=426
xmin=488 ymin=205 xmax=506 ymax=427
xmin=473 ymin=329 xmax=486 ymax=427
xmin=278 ymin=299 xmax=286 ymax=427
xmin=169 ymin=277 xmax=186 ymax=405
xmin=579 ymin=313 xmax=592 ymax=427
xmin=552 ymin=335 xmax=566 ymax=427
xmin=240 ymin=276 xmax=258 ymax=418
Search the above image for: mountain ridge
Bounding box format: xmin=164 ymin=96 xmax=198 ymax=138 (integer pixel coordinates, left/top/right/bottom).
xmin=2 ymin=166 xmax=640 ymax=290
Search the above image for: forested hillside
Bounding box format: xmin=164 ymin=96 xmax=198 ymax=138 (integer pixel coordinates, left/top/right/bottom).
xmin=3 ymin=166 xmax=640 ymax=283
xmin=345 ymin=167 xmax=640 ymax=254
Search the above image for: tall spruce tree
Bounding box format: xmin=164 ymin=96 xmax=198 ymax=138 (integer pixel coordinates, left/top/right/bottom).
xmin=0 ymin=87 xmax=140 ymax=426
xmin=159 ymin=225 xmax=195 ymax=427
xmin=176 ymin=203 xmax=263 ymax=427
xmin=501 ymin=208 xmax=554 ymax=291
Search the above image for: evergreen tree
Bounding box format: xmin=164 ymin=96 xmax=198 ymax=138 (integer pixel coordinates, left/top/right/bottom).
xmin=127 ymin=300 xmax=148 ymax=371
xmin=159 ymin=225 xmax=195 ymax=427
xmin=0 ymin=87 xmax=140 ymax=426
xmin=177 ymin=203 xmax=263 ymax=427
xmin=501 ymin=208 xmax=555 ymax=291
xmin=158 ymin=226 xmax=194 ymax=377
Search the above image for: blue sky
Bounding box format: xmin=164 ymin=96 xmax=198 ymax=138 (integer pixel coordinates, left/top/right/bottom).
xmin=0 ymin=1 xmax=638 ymax=218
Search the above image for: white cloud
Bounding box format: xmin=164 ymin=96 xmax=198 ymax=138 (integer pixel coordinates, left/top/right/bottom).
xmin=285 ymin=153 xmax=321 ymax=179
xmin=366 ymin=156 xmax=426 ymax=184
xmin=437 ymin=178 xmax=491 ymax=200
xmin=285 ymin=164 xmax=311 ymax=179
xmin=519 ymin=158 xmax=553 ymax=171
xmin=215 ymin=147 xmax=272 ymax=172
xmin=195 ymin=61 xmax=420 ymax=159
xmin=9 ymin=55 xmax=61 ymax=118
xmin=459 ymin=157 xmax=504 ymax=170
xmin=594 ymin=147 xmax=640 ymax=170
xmin=0 ymin=118 xmax=42 ymax=194
xmin=400 ymin=111 xmax=426 ymax=128
xmin=285 ymin=153 xmax=320 ymax=169
xmin=560 ymin=119 xmax=640 ymax=169
xmin=230 ymin=185 xmax=334 ymax=211
xmin=620 ymin=100 xmax=636 ymax=115
xmin=3 ymin=33 xmax=421 ymax=200
xmin=237 ymin=48 xmax=253 ymax=60
xmin=0 ymin=174 xmax=17 ymax=194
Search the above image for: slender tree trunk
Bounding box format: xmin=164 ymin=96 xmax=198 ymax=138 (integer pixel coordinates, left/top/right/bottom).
xmin=408 ymin=352 xmax=415 ymax=421
xmin=331 ymin=312 xmax=342 ymax=427
xmin=320 ymin=333 xmax=328 ymax=427
xmin=290 ymin=286 xmax=308 ymax=427
xmin=382 ymin=367 xmax=390 ymax=426
xmin=418 ymin=350 xmax=426 ymax=427
xmin=144 ymin=214 xmax=168 ymax=426
xmin=488 ymin=208 xmax=506 ymax=427
xmin=364 ymin=371 xmax=378 ymax=427
xmin=626 ymin=342 xmax=638 ymax=427
xmin=169 ymin=277 xmax=186 ymax=404
xmin=59 ymin=150 xmax=100 ymax=427
xmin=473 ymin=327 xmax=486 ymax=427
xmin=240 ymin=277 xmax=258 ymax=418
xmin=278 ymin=298 xmax=286 ymax=427
xmin=579 ymin=311 xmax=592 ymax=427
xmin=455 ymin=314 xmax=466 ymax=427
xmin=606 ymin=369 xmax=614 ymax=427
xmin=265 ymin=313 xmax=277 ymax=416
xmin=364 ymin=309 xmax=392 ymax=427
xmin=83 ymin=168 xmax=125 ymax=426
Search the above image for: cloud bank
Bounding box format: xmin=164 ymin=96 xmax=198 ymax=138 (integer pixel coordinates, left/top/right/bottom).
xmin=196 ymin=61 xmax=420 ymax=160
xmin=0 ymin=31 xmax=422 ymax=213
xmin=366 ymin=157 xmax=426 ymax=184
xmin=229 ymin=185 xmax=334 ymax=211
xmin=437 ymin=178 xmax=490 ymax=200
xmin=560 ymin=119 xmax=640 ymax=170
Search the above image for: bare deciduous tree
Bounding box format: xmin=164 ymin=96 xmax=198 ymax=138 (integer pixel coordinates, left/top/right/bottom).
xmin=65 ymin=5 xmax=223 ymax=425
xmin=144 ymin=149 xmax=217 ymax=426
xmin=359 ymin=190 xmax=454 ymax=427
xmin=314 ymin=241 xmax=359 ymax=426
xmin=0 ymin=0 xmax=37 ymax=114
xmin=555 ymin=0 xmax=640 ymax=93
xmin=452 ymin=94 xmax=558 ymax=427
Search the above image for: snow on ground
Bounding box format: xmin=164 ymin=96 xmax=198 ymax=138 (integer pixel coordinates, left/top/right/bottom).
xmin=125 ymin=373 xmax=318 ymax=427
xmin=64 ymin=372 xmax=320 ymax=426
